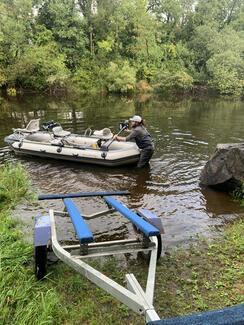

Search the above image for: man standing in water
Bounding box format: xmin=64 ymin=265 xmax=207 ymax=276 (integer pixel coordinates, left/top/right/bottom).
xmin=114 ymin=115 xmax=154 ymax=168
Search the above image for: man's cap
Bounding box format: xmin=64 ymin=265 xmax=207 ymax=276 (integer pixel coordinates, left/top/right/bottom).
xmin=129 ymin=115 xmax=142 ymax=123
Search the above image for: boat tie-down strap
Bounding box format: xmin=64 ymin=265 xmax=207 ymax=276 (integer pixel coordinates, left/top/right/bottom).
xmin=63 ymin=198 xmax=93 ymax=243
xmin=104 ymin=196 xmax=160 ymax=237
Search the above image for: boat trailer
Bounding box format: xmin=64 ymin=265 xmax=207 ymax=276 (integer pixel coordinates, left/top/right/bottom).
xmin=34 ymin=190 xmax=164 ymax=323
xmin=34 ymin=190 xmax=244 ymax=324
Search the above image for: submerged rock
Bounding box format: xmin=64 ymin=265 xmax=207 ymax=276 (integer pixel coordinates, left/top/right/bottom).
xmin=200 ymin=143 xmax=244 ymax=191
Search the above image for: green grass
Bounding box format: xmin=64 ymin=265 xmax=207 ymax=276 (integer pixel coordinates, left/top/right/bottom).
xmin=232 ymin=183 xmax=244 ymax=206
xmin=0 ymin=164 xmax=243 ymax=325
xmin=153 ymin=221 xmax=244 ymax=317
xmin=0 ymin=163 xmax=33 ymax=209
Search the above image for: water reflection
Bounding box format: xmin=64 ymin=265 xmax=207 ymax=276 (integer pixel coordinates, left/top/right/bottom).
xmin=200 ymin=187 xmax=243 ymax=216
xmin=0 ymin=94 xmax=244 ymax=248
xmin=129 ymin=167 xmax=152 ymax=202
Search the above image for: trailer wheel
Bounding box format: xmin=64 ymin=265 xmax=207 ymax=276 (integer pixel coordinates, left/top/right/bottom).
xmin=34 ymin=245 xmax=47 ymax=280
xmin=133 ymin=225 xmax=163 ymax=261
xmin=156 ymin=234 xmax=162 ymax=260
xmin=146 ymin=234 xmax=162 ymax=262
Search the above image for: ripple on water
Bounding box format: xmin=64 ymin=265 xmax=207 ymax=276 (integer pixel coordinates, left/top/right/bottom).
xmin=1 ymin=95 xmax=243 ymax=249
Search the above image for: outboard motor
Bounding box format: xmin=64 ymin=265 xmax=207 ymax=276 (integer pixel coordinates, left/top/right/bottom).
xmin=41 ymin=121 xmax=60 ymax=131
xmin=119 ymin=120 xmax=129 ymax=130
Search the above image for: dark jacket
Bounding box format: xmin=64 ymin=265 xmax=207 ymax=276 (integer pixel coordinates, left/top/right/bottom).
xmin=126 ymin=125 xmax=154 ymax=150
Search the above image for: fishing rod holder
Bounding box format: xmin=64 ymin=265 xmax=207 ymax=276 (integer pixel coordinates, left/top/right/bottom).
xmin=119 ymin=120 xmax=129 ymax=130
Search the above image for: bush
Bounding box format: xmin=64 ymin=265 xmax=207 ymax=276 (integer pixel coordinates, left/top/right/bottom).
xmin=8 ymin=43 xmax=69 ymax=91
xmin=6 ymin=87 xmax=17 ymax=96
xmin=0 ymin=69 xmax=7 ymax=87
xmin=105 ymin=61 xmax=136 ymax=93
xmin=136 ymin=80 xmax=152 ymax=93
xmin=134 ymin=62 xmax=158 ymax=82
xmin=154 ymin=68 xmax=193 ymax=92
xmin=46 ymin=72 xmax=70 ymax=94
xmin=207 ymin=51 xmax=244 ymax=96
xmin=71 ymin=59 xmax=105 ymax=93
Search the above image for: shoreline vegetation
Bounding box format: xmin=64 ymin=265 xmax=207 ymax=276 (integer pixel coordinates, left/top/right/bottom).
xmin=0 ymin=164 xmax=243 ymax=324
xmin=0 ymin=0 xmax=244 ymax=98
xmin=233 ymin=184 xmax=244 ymax=206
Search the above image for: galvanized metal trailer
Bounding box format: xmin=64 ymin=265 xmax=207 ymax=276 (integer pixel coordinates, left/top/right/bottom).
xmin=34 ymin=190 xmax=244 ymax=324
xmin=34 ymin=190 xmax=164 ymax=323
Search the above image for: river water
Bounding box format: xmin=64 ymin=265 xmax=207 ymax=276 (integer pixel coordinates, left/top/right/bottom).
xmin=0 ymin=94 xmax=243 ymax=248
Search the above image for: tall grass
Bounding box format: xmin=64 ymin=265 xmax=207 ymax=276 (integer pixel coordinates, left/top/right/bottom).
xmin=0 ymin=164 xmax=32 ymax=209
xmin=0 ymin=164 xmax=61 ymax=325
xmin=232 ymin=183 xmax=244 ymax=206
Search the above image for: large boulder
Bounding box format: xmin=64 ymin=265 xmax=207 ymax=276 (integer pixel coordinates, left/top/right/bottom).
xmin=200 ymin=143 xmax=244 ymax=191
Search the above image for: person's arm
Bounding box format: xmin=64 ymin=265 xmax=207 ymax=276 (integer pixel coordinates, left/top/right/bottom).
xmin=125 ymin=129 xmax=138 ymax=141
xmin=114 ymin=135 xmax=126 ymax=142
xmin=115 ymin=129 xmax=138 ymax=142
xmin=114 ymin=129 xmax=131 ymax=141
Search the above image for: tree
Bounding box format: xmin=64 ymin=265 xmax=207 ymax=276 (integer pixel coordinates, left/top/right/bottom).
xmin=189 ymin=25 xmax=219 ymax=76
xmin=8 ymin=42 xmax=69 ymax=91
xmin=0 ymin=0 xmax=33 ymax=68
xmin=37 ymin=0 xmax=87 ymax=69
xmin=207 ymin=54 xmax=243 ymax=96
xmin=194 ymin=0 xmax=244 ymax=30
xmin=105 ymin=61 xmax=136 ymax=93
xmin=0 ymin=0 xmax=243 ymax=95
xmin=206 ymin=28 xmax=244 ymax=95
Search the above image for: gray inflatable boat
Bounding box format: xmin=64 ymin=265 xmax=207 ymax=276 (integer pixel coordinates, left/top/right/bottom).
xmin=5 ymin=119 xmax=140 ymax=167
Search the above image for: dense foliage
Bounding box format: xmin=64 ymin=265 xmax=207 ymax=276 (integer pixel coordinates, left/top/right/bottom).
xmin=0 ymin=0 xmax=243 ymax=95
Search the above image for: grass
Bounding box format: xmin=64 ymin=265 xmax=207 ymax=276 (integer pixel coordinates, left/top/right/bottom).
xmin=153 ymin=221 xmax=244 ymax=317
xmin=0 ymin=164 xmax=33 ymax=209
xmin=0 ymin=164 xmax=60 ymax=325
xmin=0 ymin=164 xmax=243 ymax=325
xmin=233 ymin=183 xmax=244 ymax=206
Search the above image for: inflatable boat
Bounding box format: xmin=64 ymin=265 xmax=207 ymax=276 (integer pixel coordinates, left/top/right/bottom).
xmin=5 ymin=119 xmax=140 ymax=167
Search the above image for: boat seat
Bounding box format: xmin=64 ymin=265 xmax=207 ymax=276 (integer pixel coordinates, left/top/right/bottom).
xmin=52 ymin=126 xmax=71 ymax=137
xmin=146 ymin=303 xmax=244 ymax=325
xmin=93 ymin=128 xmax=113 ymax=140
xmin=104 ymin=196 xmax=160 ymax=237
xmin=63 ymin=199 xmax=93 ymax=244
xmin=13 ymin=119 xmax=40 ymax=133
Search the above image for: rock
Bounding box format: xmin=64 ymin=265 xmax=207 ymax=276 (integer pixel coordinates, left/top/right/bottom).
xmin=200 ymin=143 xmax=244 ymax=191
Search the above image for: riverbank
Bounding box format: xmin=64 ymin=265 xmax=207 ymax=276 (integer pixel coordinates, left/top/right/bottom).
xmin=0 ymin=83 xmax=232 ymax=100
xmin=1 ymin=164 xmax=243 ymax=325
